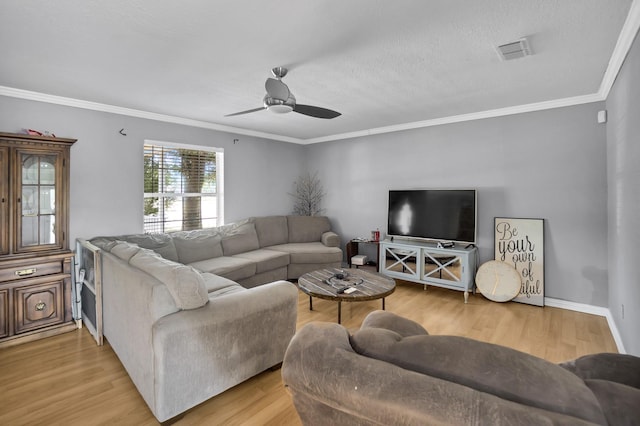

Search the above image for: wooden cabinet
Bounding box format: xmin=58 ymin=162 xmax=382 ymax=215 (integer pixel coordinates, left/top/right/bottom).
xmin=0 ymin=132 xmax=78 ymax=348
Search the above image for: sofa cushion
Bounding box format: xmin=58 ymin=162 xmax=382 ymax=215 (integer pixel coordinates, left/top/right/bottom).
xmin=233 ymin=249 xmax=290 ymax=274
xmin=91 ymin=234 xmax=179 ymax=262
xmin=559 ymin=353 xmax=640 ymax=389
xmin=221 ymin=223 xmax=260 ymax=256
xmin=200 ymin=272 xmax=245 ymax=298
xmin=130 ymin=248 xmax=209 ymax=310
xmin=584 ymin=379 xmax=640 ymax=426
xmin=350 ymin=329 xmax=607 ymax=425
xmin=267 ymin=242 xmax=342 ymax=264
xmin=188 ymin=256 xmax=256 ymax=282
xmin=360 ymin=310 xmax=430 ymax=338
xmin=110 ymin=241 xmax=141 ymax=262
xmin=121 ymin=233 xmax=179 ymax=261
xmin=171 ymin=229 xmax=223 ymax=264
xmin=89 ymin=237 xmax=118 ymax=251
xmin=254 ymin=216 xmax=289 ymax=247
xmin=287 ymin=216 xmax=331 ymax=243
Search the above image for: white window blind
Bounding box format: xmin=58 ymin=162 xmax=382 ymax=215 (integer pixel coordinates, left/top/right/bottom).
xmin=143 ymin=141 xmax=223 ymax=233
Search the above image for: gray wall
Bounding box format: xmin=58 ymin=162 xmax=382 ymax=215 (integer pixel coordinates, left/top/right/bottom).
xmin=606 ymin=31 xmax=640 ymax=356
xmin=307 ymin=102 xmax=609 ymax=307
xmin=0 ymin=97 xmax=306 ymax=245
xmin=0 ymin=74 xmax=624 ymax=345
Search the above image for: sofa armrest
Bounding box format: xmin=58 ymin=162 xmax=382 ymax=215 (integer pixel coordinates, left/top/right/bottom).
xmin=559 ymin=353 xmax=640 ymax=390
xmin=360 ymin=310 xmax=429 ymax=337
xmin=150 ymin=280 xmax=298 ymax=421
xmin=321 ymin=231 xmax=340 ymax=247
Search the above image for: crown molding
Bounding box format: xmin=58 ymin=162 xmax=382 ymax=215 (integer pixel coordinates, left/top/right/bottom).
xmin=599 ymin=0 xmax=640 ymax=99
xmin=0 ymin=86 xmax=301 ymax=144
xmin=1 ymin=84 xmax=605 ymax=146
xmin=303 ymin=93 xmax=605 ymax=144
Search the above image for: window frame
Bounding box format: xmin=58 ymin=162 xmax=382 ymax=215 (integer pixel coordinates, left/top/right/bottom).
xmin=143 ymin=139 xmax=224 ymax=233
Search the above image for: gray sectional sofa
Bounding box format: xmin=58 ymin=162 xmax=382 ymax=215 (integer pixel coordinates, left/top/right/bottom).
xmin=282 ymin=310 xmax=640 ymax=425
xmin=88 ymin=215 xmax=342 ymax=422
xmin=94 ymin=215 xmax=343 ymax=287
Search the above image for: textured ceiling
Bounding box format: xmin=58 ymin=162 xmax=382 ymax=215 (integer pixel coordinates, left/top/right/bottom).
xmin=0 ymin=0 xmax=636 ymax=143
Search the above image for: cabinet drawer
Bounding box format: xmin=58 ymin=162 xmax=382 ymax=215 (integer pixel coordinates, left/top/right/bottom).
xmin=14 ymin=281 xmax=64 ymax=334
xmin=0 ymin=260 xmax=63 ymax=283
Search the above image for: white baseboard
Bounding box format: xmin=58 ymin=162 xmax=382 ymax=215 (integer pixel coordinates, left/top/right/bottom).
xmin=544 ymin=297 xmax=626 ymax=354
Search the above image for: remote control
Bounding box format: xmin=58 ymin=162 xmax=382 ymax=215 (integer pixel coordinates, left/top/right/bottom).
xmin=336 ymin=287 xmax=348 ymax=294
xmin=344 ymin=287 xmax=357 ymax=294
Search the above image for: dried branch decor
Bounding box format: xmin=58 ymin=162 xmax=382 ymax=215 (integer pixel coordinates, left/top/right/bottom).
xmin=290 ymin=172 xmax=326 ymax=216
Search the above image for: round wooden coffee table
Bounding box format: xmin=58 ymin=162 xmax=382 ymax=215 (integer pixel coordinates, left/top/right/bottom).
xmin=298 ymin=268 xmax=396 ymax=323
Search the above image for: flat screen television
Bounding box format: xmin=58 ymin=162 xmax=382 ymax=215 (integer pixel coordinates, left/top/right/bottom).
xmin=387 ymin=189 xmax=477 ymax=244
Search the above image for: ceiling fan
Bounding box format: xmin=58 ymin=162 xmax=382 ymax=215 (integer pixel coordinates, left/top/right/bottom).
xmin=225 ymin=67 xmax=341 ymax=119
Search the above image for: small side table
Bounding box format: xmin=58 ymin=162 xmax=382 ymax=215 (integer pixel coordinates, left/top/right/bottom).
xmin=346 ymin=239 xmax=380 ymax=268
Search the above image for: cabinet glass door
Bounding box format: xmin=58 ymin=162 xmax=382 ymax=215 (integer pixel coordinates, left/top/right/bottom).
xmin=381 ymin=244 xmax=421 ymax=280
xmin=0 ymin=147 xmax=8 ymax=255
xmin=423 ymin=251 xmax=463 ymax=282
xmin=17 ymin=151 xmax=61 ymax=250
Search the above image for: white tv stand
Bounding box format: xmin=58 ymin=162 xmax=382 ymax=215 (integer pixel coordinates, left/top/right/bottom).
xmin=378 ymin=239 xmax=478 ymax=302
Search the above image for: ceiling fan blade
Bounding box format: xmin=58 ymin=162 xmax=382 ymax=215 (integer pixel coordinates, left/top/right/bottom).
xmin=293 ymin=104 xmax=341 ymax=119
xmin=265 ymin=77 xmax=290 ymax=100
xmin=224 ymin=107 xmax=265 ymax=117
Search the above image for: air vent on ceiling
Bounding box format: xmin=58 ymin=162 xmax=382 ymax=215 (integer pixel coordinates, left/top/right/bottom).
xmin=497 ymin=38 xmax=531 ymax=61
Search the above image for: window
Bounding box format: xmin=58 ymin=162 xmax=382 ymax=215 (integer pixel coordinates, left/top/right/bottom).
xmin=143 ymin=141 xmax=224 ymax=233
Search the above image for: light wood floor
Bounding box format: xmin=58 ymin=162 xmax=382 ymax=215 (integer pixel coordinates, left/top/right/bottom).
xmin=0 ymin=281 xmax=618 ymax=426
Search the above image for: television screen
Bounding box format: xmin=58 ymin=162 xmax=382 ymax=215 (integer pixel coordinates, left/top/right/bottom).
xmin=387 ymin=189 xmax=477 ymax=244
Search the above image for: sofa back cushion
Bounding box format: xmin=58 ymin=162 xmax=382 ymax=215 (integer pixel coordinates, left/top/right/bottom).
xmin=221 ymin=222 xmax=260 ymax=255
xmin=171 ymin=229 xmax=223 ymax=264
xmin=254 ymin=216 xmax=289 ymax=247
xmin=110 ymin=241 xmax=142 ymax=262
xmin=130 ymin=248 xmax=209 ymax=310
xmin=91 ymin=233 xmax=179 ymax=262
xmin=350 ymin=328 xmax=606 ymax=425
xmin=584 ymin=379 xmax=640 ymax=426
xmin=559 ymin=352 xmax=640 ymax=389
xmin=360 ymin=310 xmax=429 ymax=338
xmin=287 ymin=216 xmax=331 ymax=243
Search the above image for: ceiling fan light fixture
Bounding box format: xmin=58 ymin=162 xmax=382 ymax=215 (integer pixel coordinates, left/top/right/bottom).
xmin=269 ymin=104 xmax=294 ymax=114
xmin=264 ymin=94 xmax=296 ymax=114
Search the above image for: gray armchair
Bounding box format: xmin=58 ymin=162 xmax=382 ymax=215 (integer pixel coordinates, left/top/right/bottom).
xmin=282 ymin=310 xmax=640 ymax=425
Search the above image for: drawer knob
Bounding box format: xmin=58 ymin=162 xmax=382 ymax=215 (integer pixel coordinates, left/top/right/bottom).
xmin=15 ymin=268 xmax=37 ymax=276
xmin=35 ymin=301 xmax=46 ymax=311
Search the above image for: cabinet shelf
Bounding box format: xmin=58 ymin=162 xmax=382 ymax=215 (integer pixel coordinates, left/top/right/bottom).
xmin=75 ymin=239 xmax=102 ymax=345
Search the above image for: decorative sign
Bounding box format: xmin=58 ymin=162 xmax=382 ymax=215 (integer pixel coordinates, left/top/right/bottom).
xmin=494 ymin=218 xmax=545 ymax=306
